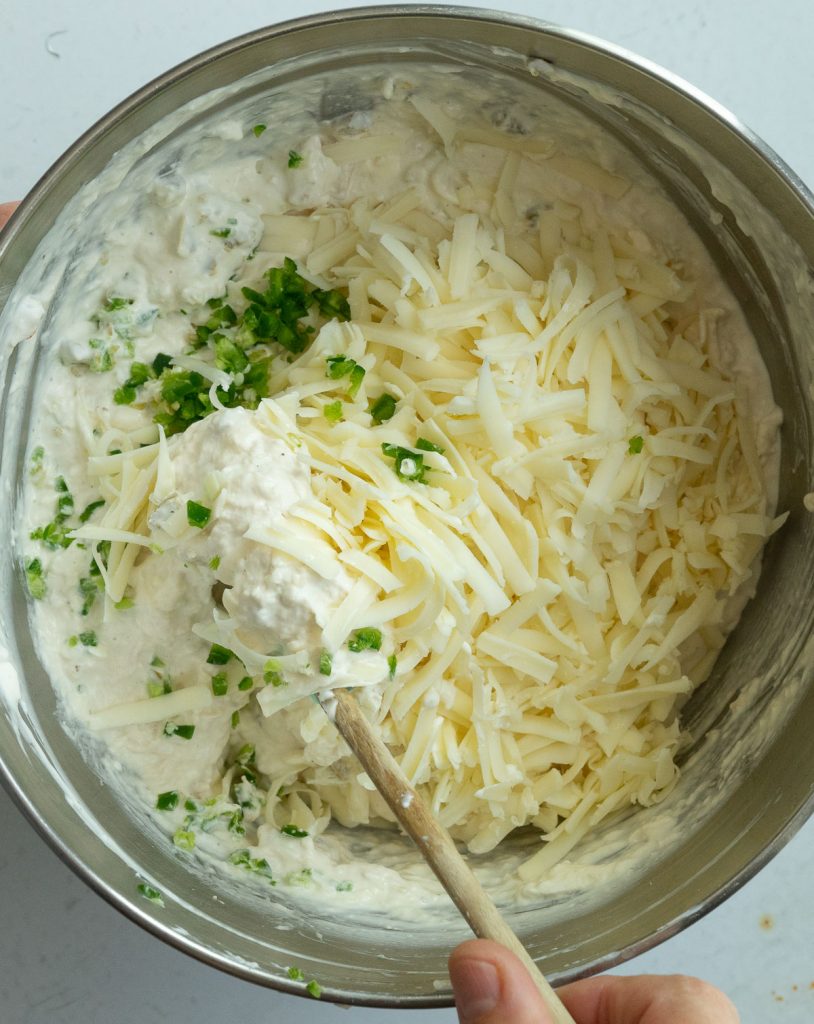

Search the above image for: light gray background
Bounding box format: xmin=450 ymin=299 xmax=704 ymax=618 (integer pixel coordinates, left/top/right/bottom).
xmin=2 ymin=2 xmax=813 ymax=1022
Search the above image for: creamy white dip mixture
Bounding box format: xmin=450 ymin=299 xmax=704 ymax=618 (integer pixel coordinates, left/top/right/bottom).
xmin=19 ymin=66 xmax=784 ymax=915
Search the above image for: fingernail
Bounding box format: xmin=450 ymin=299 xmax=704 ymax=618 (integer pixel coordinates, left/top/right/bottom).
xmin=451 ymin=957 xmax=501 ymax=1023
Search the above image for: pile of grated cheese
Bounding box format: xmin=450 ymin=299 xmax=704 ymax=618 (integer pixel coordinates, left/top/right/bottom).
xmin=73 ymin=151 xmax=784 ymax=878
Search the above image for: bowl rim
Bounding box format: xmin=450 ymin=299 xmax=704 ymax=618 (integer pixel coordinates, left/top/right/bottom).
xmin=1 ymin=3 xmax=813 ymax=1008
xmin=2 ymin=3 xmax=813 ymax=257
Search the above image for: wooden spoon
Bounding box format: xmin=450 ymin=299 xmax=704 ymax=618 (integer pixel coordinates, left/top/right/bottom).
xmin=322 ymin=687 xmax=576 ymax=1024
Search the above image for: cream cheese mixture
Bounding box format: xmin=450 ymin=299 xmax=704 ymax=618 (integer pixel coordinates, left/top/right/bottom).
xmin=19 ymin=66 xmax=784 ymax=914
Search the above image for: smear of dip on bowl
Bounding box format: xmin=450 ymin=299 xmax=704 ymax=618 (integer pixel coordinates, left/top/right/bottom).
xmin=19 ymin=64 xmax=785 ymax=914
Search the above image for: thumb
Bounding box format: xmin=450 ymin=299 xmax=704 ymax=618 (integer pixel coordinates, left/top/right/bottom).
xmin=449 ymin=939 xmax=555 ymax=1024
xmin=0 ymin=202 xmax=19 ymax=230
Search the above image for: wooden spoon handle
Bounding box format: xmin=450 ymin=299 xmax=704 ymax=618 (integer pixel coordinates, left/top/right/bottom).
xmin=329 ymin=688 xmax=576 ymax=1024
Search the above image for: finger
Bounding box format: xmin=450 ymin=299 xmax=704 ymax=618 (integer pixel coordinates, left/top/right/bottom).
xmin=0 ymin=202 xmax=20 ymax=230
xmin=557 ymin=973 xmax=740 ymax=1024
xmin=449 ymin=939 xmax=556 ymax=1024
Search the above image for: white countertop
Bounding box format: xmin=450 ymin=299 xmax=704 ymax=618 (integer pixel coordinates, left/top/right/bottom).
xmin=2 ymin=2 xmax=813 ymax=1022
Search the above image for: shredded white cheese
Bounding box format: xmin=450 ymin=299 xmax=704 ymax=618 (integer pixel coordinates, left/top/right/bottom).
xmin=31 ymin=82 xmax=783 ymax=890
xmin=69 ymin=179 xmax=780 ymax=876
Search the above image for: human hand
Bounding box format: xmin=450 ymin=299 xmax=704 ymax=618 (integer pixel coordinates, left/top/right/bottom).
xmin=449 ymin=939 xmax=740 ymax=1024
xmin=0 ymin=202 xmax=19 ymax=230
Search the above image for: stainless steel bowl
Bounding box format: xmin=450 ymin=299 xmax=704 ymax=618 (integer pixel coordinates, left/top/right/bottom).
xmin=1 ymin=6 xmax=813 ymax=1008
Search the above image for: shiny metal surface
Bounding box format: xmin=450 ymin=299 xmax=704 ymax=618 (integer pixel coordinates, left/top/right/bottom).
xmin=0 ymin=5 xmax=812 ymax=1008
